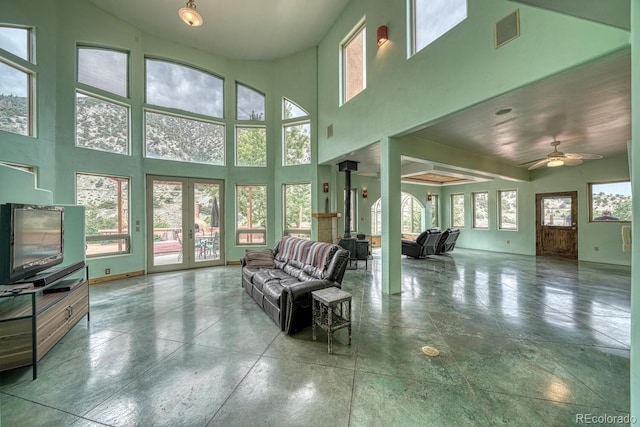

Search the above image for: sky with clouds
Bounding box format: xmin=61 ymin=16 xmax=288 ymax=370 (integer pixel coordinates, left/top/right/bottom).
xmin=146 ymin=59 xmax=223 ymax=118
xmin=0 ymin=28 xmax=29 ymax=97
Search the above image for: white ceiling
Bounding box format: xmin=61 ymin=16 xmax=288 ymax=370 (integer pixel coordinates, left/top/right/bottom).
xmin=409 ymin=52 xmax=631 ymax=168
xmin=87 ymin=0 xmax=351 ymax=60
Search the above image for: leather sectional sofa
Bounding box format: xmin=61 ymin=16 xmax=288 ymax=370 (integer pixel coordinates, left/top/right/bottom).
xmin=241 ymin=236 xmax=349 ymax=334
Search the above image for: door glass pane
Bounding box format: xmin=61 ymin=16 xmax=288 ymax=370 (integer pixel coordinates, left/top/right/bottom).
xmin=152 ymin=180 xmax=183 ymax=266
xmin=194 ymin=182 xmax=221 ymax=262
xmin=541 ymin=196 xmax=571 ymax=226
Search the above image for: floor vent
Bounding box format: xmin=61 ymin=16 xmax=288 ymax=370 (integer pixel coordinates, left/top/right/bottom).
xmin=495 ymin=9 xmax=520 ymax=48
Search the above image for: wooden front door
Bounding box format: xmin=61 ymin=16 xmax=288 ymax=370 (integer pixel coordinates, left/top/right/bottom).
xmin=535 ymin=191 xmax=578 ymax=259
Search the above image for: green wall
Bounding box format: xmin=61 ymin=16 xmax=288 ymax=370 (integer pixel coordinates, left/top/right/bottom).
xmin=316 ymin=0 xmax=629 ymax=162
xmin=1 ymin=0 xmax=319 ymax=279
xmin=438 ymin=154 xmax=631 ymax=266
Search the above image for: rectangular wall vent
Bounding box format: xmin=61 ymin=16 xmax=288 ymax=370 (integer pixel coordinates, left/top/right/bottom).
xmin=495 ymin=9 xmax=520 ymax=48
xmin=327 ymin=124 xmax=333 ymax=138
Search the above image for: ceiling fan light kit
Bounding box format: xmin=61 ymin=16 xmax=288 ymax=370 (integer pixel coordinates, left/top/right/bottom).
xmin=526 ymin=140 xmax=602 ymax=170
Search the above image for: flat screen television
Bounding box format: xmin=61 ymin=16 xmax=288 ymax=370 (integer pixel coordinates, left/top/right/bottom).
xmin=0 ymin=203 xmax=64 ymax=285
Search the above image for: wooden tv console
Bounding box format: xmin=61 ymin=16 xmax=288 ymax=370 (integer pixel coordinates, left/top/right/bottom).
xmin=0 ymin=262 xmax=89 ymax=379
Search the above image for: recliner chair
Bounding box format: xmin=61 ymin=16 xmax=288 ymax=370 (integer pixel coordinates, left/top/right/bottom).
xmin=401 ymin=229 xmax=442 ymax=258
xmin=435 ymin=228 xmax=460 ymax=254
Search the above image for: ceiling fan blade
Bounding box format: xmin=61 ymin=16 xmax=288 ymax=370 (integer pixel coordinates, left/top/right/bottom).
xmin=528 ymin=159 xmax=550 ymax=170
xmin=518 ymin=157 xmax=546 ymax=167
xmin=563 ymin=158 xmax=583 ymax=166
xmin=565 ymin=152 xmax=603 ymax=160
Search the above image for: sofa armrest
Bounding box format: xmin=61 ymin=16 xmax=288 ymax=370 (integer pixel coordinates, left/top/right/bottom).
xmin=284 ymin=279 xmax=335 ymax=301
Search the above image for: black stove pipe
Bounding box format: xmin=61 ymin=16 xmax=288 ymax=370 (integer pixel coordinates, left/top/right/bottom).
xmin=338 ymin=160 xmax=358 ymax=239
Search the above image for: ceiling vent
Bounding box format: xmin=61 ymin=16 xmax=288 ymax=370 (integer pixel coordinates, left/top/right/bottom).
xmin=495 ymin=9 xmax=520 ymax=48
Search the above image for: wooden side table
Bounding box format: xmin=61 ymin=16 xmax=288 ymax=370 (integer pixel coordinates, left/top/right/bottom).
xmin=311 ymin=287 xmax=352 ymax=354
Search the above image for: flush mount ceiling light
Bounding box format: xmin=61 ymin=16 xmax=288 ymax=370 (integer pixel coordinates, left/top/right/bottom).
xmin=179 ymin=0 xmax=203 ymax=27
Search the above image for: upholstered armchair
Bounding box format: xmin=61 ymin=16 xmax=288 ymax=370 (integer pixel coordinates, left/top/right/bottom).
xmin=401 ymin=229 xmax=442 ymax=259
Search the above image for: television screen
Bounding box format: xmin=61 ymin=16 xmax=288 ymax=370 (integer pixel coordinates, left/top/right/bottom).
xmin=12 ymin=206 xmax=64 ymax=275
xmin=0 ymin=204 xmax=65 ymax=284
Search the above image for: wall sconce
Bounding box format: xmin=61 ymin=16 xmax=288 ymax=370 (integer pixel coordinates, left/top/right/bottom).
xmin=377 ymin=25 xmax=388 ymax=46
xmin=323 ymin=182 xmax=329 ymax=193
xmin=362 ymin=189 xmax=368 ymax=199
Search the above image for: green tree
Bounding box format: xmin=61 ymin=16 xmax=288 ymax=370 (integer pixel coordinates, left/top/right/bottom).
xmin=236 ymin=127 xmax=266 ymax=166
xmin=284 ymin=123 xmax=310 ymax=165
xmin=285 ymin=184 xmax=311 ymax=233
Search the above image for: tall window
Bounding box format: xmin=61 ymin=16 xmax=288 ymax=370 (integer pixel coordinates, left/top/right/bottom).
xmin=341 ymin=21 xmax=366 ymax=104
xmin=371 ymin=198 xmax=382 ymax=235
xmin=236 ymin=185 xmax=267 ymax=245
xmin=411 ymin=0 xmax=467 ymax=55
xmin=472 ymin=192 xmax=489 ymax=229
xmin=236 ymin=83 xmax=266 ymax=167
xmin=401 ymin=193 xmax=423 ymax=234
xmin=76 ymin=47 xmax=130 ymax=154
xmin=430 ymin=195 xmax=439 ymax=228
xmin=284 ymin=183 xmax=311 ymax=238
xmin=282 ymin=98 xmax=310 ymax=166
xmin=589 ymin=181 xmax=631 ymax=222
xmin=499 ymin=190 xmax=518 ymax=230
xmin=451 ymin=193 xmax=465 ymax=228
xmin=0 ymin=26 xmax=34 ymax=136
xmin=76 ymin=173 xmax=130 ymax=258
xmin=145 ymin=59 xmax=225 ymax=164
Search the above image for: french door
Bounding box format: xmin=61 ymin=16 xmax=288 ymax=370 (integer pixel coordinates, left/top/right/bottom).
xmin=146 ymin=175 xmax=224 ymax=273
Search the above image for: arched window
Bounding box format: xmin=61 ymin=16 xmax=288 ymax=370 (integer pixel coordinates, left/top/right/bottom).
xmin=370 ymin=192 xmax=424 ymax=235
xmin=401 ymin=193 xmax=423 ymax=233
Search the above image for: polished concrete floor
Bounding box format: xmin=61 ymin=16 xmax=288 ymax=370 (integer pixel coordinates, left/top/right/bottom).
xmin=0 ymin=249 xmax=631 ymax=426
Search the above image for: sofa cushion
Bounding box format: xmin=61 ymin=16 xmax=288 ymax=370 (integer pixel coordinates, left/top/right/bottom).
xmin=262 ymin=281 xmax=285 ymax=306
xmin=253 ymin=269 xmax=291 ymax=291
xmin=244 ymin=248 xmax=275 ymax=268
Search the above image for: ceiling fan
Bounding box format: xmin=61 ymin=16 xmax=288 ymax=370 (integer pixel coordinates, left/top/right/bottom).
xmin=524 ymin=140 xmax=603 ymax=170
